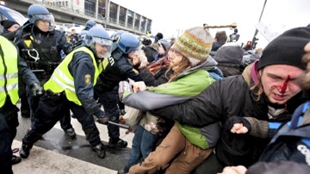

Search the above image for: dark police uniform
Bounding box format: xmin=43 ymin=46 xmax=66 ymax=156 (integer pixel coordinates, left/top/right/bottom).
xmin=21 ymin=47 xmax=106 ymax=158
xmin=14 ymin=21 xmax=73 ymax=131
xmin=95 ymin=47 xmax=142 ymax=145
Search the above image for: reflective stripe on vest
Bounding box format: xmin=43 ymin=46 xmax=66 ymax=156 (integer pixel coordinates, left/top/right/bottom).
xmin=44 ymin=47 xmax=101 ymax=106
xmin=0 ymin=36 xmax=19 ymax=107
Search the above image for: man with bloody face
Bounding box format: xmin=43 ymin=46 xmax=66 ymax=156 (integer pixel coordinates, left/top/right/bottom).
xmin=146 ymin=27 xmax=310 ymax=174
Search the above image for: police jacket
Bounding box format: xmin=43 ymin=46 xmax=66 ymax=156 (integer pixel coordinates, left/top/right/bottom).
xmin=150 ymin=62 xmax=306 ymax=167
xmin=44 ymin=46 xmax=103 ymax=117
xmin=14 ymin=22 xmax=72 ymax=76
xmin=97 ymin=48 xmax=142 ymax=91
xmin=0 ymin=35 xmax=39 ymax=107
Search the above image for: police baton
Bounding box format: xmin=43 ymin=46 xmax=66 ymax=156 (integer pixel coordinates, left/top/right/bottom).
xmin=32 ymin=69 xmax=45 ymax=73
xmin=108 ymin=121 xmax=130 ymax=129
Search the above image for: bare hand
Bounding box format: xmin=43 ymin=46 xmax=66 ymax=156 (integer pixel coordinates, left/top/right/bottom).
xmin=130 ymin=81 xmax=146 ymax=93
xmin=231 ymin=123 xmax=249 ymax=134
xmin=218 ymin=165 xmax=247 ymax=174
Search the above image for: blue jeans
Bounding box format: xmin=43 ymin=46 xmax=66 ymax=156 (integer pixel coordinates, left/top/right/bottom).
xmin=124 ymin=124 xmax=159 ymax=172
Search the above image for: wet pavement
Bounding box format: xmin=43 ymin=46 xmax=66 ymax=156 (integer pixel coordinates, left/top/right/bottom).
xmin=12 ymin=104 xmax=135 ymax=174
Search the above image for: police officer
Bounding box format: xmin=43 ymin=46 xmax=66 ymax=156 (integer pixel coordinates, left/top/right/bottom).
xmin=83 ymin=19 xmax=96 ymax=31
xmin=0 ymin=35 xmax=42 ymax=174
xmin=14 ymin=4 xmax=76 ymax=138
xmin=95 ymin=32 xmax=142 ymax=148
xmin=19 ymin=26 xmax=111 ymax=159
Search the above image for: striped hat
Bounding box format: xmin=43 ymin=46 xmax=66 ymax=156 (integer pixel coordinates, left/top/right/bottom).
xmin=172 ymin=27 xmax=213 ymax=66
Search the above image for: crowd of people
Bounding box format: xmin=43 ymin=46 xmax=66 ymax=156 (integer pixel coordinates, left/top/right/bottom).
xmin=1 ymin=3 xmax=310 ymax=174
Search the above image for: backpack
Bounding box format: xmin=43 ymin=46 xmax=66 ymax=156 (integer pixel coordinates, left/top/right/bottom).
xmin=259 ymin=101 xmax=310 ymax=166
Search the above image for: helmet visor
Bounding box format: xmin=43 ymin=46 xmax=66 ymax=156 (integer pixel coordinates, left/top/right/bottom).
xmin=93 ymin=37 xmax=113 ymax=58
xmin=33 ymin=13 xmax=56 ymax=31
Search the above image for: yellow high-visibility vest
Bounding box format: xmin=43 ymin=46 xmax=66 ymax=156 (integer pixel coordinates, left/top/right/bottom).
xmin=44 ymin=47 xmax=102 ymax=105
xmin=0 ymin=36 xmax=19 ymax=107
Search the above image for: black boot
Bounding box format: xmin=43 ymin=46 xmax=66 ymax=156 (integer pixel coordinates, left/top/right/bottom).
xmin=20 ymin=143 xmax=32 ymax=159
xmin=108 ymin=138 xmax=128 ymax=149
xmin=93 ymin=143 xmax=106 ymax=159
xmin=11 ymin=155 xmax=21 ymax=165
xmin=64 ymin=128 xmax=76 ymax=139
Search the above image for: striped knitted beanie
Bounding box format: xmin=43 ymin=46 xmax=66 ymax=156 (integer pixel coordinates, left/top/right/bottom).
xmin=172 ymin=27 xmax=213 ymax=66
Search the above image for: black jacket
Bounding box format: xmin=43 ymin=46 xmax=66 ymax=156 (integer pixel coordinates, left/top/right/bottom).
xmin=18 ymin=55 xmax=40 ymax=87
xmin=150 ymin=74 xmax=306 ymax=167
xmin=15 ymin=23 xmax=72 ymax=61
xmin=97 ymin=50 xmax=142 ymax=91
xmin=14 ymin=22 xmax=72 ymax=78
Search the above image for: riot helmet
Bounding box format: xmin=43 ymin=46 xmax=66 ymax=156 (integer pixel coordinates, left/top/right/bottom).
xmin=85 ymin=25 xmax=113 ymax=58
xmin=84 ymin=20 xmax=96 ymax=31
xmin=79 ymin=30 xmax=88 ymax=41
xmin=117 ymin=33 xmax=140 ymax=54
xmin=111 ymin=30 xmax=126 ymax=41
xmin=27 ymin=4 xmax=55 ymax=31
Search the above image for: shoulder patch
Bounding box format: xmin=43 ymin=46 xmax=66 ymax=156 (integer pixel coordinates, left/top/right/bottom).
xmin=85 ymin=74 xmax=91 ymax=84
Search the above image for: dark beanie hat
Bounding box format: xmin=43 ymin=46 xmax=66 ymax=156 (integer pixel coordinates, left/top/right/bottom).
xmin=257 ymin=27 xmax=310 ymax=70
xmin=214 ymin=44 xmax=244 ymax=67
xmin=156 ymin=32 xmax=163 ymax=40
xmin=0 ymin=20 xmax=19 ymax=30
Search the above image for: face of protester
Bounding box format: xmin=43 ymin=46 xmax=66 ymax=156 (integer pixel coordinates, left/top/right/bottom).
xmin=7 ymin=24 xmax=20 ymax=32
xmin=259 ymin=65 xmax=304 ymax=105
xmin=95 ymin=43 xmax=108 ymax=58
xmin=128 ymin=50 xmax=137 ymax=59
xmin=36 ymin=20 xmax=50 ymax=32
xmin=128 ymin=50 xmax=141 ymax=65
xmin=168 ymin=47 xmax=184 ymax=69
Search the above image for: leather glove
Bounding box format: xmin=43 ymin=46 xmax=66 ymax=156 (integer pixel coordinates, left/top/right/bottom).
xmin=225 ymin=116 xmax=251 ymax=134
xmin=30 ymin=83 xmax=43 ymax=97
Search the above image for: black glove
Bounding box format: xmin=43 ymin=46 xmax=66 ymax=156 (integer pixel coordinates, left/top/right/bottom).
xmin=95 ymin=110 xmax=109 ymax=124
xmin=30 ymin=83 xmax=43 ymax=97
xmin=225 ymin=116 xmax=251 ymax=133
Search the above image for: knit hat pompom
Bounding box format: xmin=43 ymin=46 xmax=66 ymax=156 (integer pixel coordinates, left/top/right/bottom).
xmin=172 ymin=27 xmax=213 ymax=66
xmin=257 ymin=27 xmax=310 ymax=70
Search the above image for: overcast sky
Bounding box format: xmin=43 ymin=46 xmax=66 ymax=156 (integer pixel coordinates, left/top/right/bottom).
xmin=111 ymin=0 xmax=310 ymax=48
